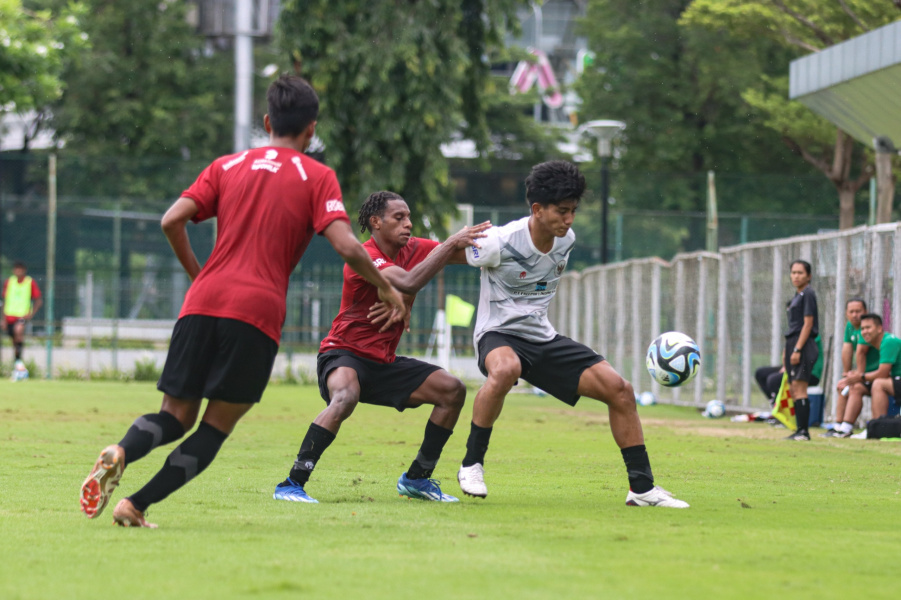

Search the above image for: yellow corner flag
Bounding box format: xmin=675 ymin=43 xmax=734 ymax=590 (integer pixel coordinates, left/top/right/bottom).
xmin=446 ymin=294 xmax=475 ymax=327
xmin=772 ymin=372 xmax=796 ymax=430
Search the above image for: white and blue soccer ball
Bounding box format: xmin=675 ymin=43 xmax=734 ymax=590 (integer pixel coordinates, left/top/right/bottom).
xmin=637 ymin=391 xmax=658 ymax=406
xmin=11 ymin=360 xmax=28 ymax=382
xmin=703 ymin=399 xmax=726 ymax=419
xmin=646 ymin=331 xmax=701 ymax=387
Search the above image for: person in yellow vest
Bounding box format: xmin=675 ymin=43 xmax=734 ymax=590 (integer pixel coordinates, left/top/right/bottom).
xmin=3 ymin=261 xmax=42 ymax=369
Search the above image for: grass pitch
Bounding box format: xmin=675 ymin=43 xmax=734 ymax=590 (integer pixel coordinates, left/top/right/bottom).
xmin=1 ymin=379 xmax=900 ymax=599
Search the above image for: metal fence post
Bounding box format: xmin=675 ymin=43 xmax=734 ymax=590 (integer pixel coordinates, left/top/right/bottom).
xmin=44 ymin=154 xmax=57 ymax=379
xmin=771 ymin=246 xmax=783 ymax=365
xmin=716 ymin=256 xmax=728 ymax=403
xmin=742 ymin=250 xmax=753 ymax=407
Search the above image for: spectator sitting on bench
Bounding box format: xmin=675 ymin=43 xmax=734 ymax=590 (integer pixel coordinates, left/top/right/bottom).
xmin=831 ymin=313 xmax=900 ymax=438
xmin=828 ymin=298 xmax=871 ymax=434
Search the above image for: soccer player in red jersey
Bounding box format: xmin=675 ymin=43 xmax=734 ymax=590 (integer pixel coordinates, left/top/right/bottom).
xmin=273 ymin=191 xmax=490 ymax=502
xmin=79 ymin=75 xmax=405 ymax=527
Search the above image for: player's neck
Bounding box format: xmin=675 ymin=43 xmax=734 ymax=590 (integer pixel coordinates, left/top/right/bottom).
xmin=527 ymin=217 xmax=555 ymax=253
xmin=371 ymin=234 xmax=401 ymax=261
xmin=266 ymin=133 xmax=311 ymax=153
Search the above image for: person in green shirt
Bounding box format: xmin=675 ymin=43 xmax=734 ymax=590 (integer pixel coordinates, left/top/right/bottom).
xmin=829 ymin=298 xmax=869 ymax=435
xmin=832 ymin=313 xmax=899 ymax=437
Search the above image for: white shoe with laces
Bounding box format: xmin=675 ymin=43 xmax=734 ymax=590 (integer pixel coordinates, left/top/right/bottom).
xmin=626 ymin=486 xmax=689 ymax=508
xmin=457 ymin=463 xmax=487 ymax=498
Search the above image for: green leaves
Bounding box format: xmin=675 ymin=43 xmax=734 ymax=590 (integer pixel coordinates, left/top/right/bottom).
xmin=278 ymin=0 xmax=525 ymax=235
xmin=0 ymin=0 xmax=87 ymax=112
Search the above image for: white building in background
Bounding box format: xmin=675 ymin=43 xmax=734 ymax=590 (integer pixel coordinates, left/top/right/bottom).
xmin=0 ymin=111 xmax=59 ymax=152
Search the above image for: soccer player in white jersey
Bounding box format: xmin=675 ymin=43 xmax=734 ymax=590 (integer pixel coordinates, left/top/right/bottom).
xmin=456 ymin=160 xmax=688 ymax=508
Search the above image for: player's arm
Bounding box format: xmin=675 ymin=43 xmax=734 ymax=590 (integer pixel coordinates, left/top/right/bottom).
xmin=381 ymin=221 xmax=491 ymax=295
xmin=161 ymin=197 xmax=203 ymax=281
xmin=322 ymin=219 xmax=405 ymax=328
xmin=854 ymin=343 xmax=869 ymax=374
xmin=858 ymin=361 xmax=892 ymax=385
xmin=29 ymin=290 xmax=42 ymax=319
xmin=841 ymin=341 xmax=853 ymax=374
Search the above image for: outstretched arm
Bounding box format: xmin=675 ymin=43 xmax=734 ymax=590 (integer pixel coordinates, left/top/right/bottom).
xmin=380 ymin=221 xmax=491 ymax=295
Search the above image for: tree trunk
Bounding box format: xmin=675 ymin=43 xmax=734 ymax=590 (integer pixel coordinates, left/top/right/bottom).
xmin=876 ymin=150 xmax=896 ymax=224
xmin=838 ymin=185 xmax=856 ymax=230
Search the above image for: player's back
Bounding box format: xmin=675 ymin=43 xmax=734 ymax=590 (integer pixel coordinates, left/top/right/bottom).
xmin=180 ymin=147 xmax=347 ymax=343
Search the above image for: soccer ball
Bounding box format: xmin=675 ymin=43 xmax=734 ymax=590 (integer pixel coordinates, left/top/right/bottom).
xmin=646 ymin=332 xmax=701 ymax=387
xmin=11 ymin=360 xmax=29 ymax=382
xmin=703 ymin=399 xmax=726 ymax=419
xmin=637 ymin=391 xmax=657 ymax=406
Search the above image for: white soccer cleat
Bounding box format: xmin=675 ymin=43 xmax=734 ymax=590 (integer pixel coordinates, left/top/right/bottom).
xmin=626 ymin=486 xmax=689 ymax=508
xmin=457 ymin=463 xmax=487 ymax=498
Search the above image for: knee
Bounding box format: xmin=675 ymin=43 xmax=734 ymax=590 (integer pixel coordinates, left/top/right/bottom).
xmin=448 ymin=378 xmax=467 ymax=410
xmin=487 ymin=361 xmax=520 ymax=391
xmin=327 ymin=388 xmax=359 ymax=421
xmin=606 ymin=376 xmax=635 ymax=410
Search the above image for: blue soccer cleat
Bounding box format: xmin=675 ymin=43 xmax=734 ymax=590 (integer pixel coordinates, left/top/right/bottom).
xmin=397 ymin=472 xmax=459 ymax=502
xmin=273 ymin=478 xmax=318 ymax=503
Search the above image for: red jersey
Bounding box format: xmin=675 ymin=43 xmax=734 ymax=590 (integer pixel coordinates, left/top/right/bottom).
xmin=179 ymin=147 xmax=350 ymax=344
xmin=320 ymin=236 xmax=440 ymax=363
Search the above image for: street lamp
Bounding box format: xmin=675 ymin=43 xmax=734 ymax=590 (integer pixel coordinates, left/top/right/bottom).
xmin=580 ymin=120 xmax=625 ymax=264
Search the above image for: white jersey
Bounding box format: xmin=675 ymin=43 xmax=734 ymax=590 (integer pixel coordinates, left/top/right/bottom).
xmin=465 ymin=216 xmax=574 ymax=346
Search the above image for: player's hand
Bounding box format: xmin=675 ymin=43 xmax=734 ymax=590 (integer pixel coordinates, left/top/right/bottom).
xmin=446 ymin=221 xmax=491 ymax=250
xmin=369 ymin=302 xmax=412 ymax=333
xmin=790 ymin=352 xmax=800 ymax=366
xmin=375 ymin=285 xmax=406 ymax=333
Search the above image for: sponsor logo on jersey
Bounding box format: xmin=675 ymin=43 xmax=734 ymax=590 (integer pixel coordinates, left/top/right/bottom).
xmin=251 ymin=153 xmax=282 ymax=173
xmin=325 ymin=199 xmax=345 ymax=213
xmin=373 ymin=258 xmax=386 ymax=268
xmin=291 ymin=156 xmax=308 ymax=181
xmin=519 ymin=271 xmax=527 ymax=279
xmin=535 ymin=281 xmax=547 ymax=291
xmin=555 ymin=260 xmax=567 ymax=276
xmin=222 ymin=151 xmax=249 ymax=171
xmin=472 ymin=248 xmax=480 ymax=258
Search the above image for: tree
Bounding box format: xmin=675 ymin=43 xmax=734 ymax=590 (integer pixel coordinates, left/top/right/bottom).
xmin=277 ymin=0 xmax=525 ymax=234
xmin=0 ymin=0 xmax=86 ymax=149
xmin=681 ymin=0 xmax=901 ymax=228
xmin=42 ymin=0 xmax=234 ymax=200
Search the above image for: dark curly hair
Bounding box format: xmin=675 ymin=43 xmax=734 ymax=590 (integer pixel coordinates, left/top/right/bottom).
xmin=358 ymin=191 xmax=405 ymax=233
xmin=525 ymin=160 xmax=586 ymax=207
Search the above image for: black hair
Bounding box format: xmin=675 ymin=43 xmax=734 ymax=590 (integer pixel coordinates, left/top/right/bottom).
xmin=790 ymin=260 xmax=811 ymax=276
xmin=861 ymin=313 xmax=883 ymax=327
xmin=524 ymin=160 xmax=586 ymax=208
xmin=13 ymin=260 xmax=25 ymax=269
xmin=266 ymin=75 xmax=319 ymax=137
xmin=358 ymin=191 xmax=404 ymax=233
xmin=846 ymin=297 xmax=867 ymax=310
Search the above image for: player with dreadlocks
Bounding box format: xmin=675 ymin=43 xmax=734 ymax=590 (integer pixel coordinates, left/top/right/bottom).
xmin=273 ymin=191 xmax=491 ymax=502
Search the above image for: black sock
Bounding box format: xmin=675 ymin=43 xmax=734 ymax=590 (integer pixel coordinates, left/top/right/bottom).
xmin=462 ymin=422 xmax=493 ymax=468
xmin=407 ymin=420 xmax=454 ymax=480
xmin=287 ymin=423 xmax=336 ymax=486
xmin=794 ymin=397 xmax=810 ymax=433
xmin=621 ymin=444 xmax=655 ymax=494
xmin=14 ymin=343 xmax=22 ymax=360
xmin=117 ymin=411 xmax=186 ymax=466
xmin=128 ymin=421 xmax=229 ymax=512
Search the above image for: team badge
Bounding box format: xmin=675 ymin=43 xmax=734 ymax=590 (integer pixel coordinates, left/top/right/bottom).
xmin=555 ymin=260 xmax=567 ymax=276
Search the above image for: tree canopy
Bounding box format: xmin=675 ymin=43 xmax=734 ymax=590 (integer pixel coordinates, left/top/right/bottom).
xmin=277 ymin=0 xmax=528 ymax=234
xmin=0 ymin=0 xmax=85 ymax=115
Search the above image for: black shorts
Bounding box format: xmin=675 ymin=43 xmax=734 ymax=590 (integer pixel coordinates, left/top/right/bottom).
xmin=784 ymin=335 xmax=818 ymax=383
xmin=477 ymin=332 xmax=604 ymax=406
xmin=891 ymin=377 xmax=901 ymax=399
xmin=157 ymin=315 xmax=278 ymax=404
xmin=6 ymin=318 xmax=24 ymax=338
xmin=317 ymin=350 xmax=442 ymax=412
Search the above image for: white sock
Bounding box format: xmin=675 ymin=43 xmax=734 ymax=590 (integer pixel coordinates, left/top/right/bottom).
xmin=839 ymin=422 xmax=853 ymax=434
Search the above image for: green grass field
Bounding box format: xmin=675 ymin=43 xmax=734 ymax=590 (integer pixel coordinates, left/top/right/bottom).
xmin=2 ymin=380 xmax=900 ymax=599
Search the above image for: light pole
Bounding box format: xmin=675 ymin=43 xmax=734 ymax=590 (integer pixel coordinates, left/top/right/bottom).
xmin=580 ymin=120 xmax=625 ymax=264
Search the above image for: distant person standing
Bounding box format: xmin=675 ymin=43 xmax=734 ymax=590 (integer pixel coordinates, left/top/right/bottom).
xmin=3 ymin=260 xmax=42 ymax=378
xmin=784 ymin=260 xmax=818 ymax=441
xmin=78 ymin=75 xmax=405 ymax=528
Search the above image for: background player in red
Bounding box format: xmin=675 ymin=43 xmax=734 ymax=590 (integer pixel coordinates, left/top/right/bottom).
xmin=2 ymin=260 xmax=42 ymax=374
xmin=79 ymin=75 xmax=405 ymax=527
xmin=273 ymin=191 xmax=489 ymax=503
